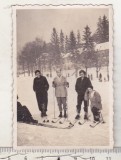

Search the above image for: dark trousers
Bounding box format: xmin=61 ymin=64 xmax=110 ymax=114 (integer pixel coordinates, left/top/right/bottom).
xmin=91 ymin=107 xmax=100 ymax=121
xmin=76 ymin=94 xmax=88 ymax=113
xmin=36 ymin=92 xmax=48 ymax=112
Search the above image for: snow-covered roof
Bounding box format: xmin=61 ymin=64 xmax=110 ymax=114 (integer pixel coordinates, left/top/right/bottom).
xmin=62 ymin=48 xmax=83 ymax=59
xmin=62 ymin=52 xmax=71 ymax=58
xmin=78 ymin=48 xmax=83 ymax=54
xmin=61 ymin=42 xmax=109 ymax=59
xmin=95 ymin=42 xmax=109 ymax=51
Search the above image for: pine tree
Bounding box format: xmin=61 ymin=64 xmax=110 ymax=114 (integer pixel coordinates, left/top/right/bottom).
xmin=65 ymin=35 xmax=69 ymax=53
xmin=77 ymin=30 xmax=81 ymax=48
xmin=60 ymin=29 xmax=65 ymax=53
xmin=69 ymin=30 xmax=77 ymax=54
xmin=50 ymin=28 xmax=60 ymax=64
xmin=69 ymin=31 xmax=80 ymax=77
xmin=94 ymin=16 xmax=103 ymax=43
xmin=51 ymin=28 xmax=60 ymax=51
xmin=83 ymin=25 xmax=94 ymax=52
xmin=42 ymin=41 xmax=47 ymax=53
xmin=102 ymin=15 xmax=109 ymax=42
xmin=93 ymin=15 xmax=109 ymax=43
xmin=82 ymin=25 xmax=94 ymax=73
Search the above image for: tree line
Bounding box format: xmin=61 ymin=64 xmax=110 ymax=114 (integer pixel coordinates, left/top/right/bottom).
xmin=18 ymin=15 xmax=109 ymax=77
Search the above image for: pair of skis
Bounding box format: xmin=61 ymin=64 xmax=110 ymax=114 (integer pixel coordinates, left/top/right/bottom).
xmin=67 ymin=119 xmax=79 ymax=129
xmin=90 ymin=120 xmax=105 ymax=128
xmin=41 ymin=116 xmax=49 ymax=123
xmin=20 ymin=119 xmax=105 ymax=129
xmin=51 ymin=117 xmax=62 ymax=123
xmin=90 ymin=112 xmax=106 ymax=128
xmin=78 ymin=119 xmax=105 ymax=128
xmin=51 ymin=117 xmax=68 ymax=124
xmin=51 ymin=117 xmax=79 ymax=129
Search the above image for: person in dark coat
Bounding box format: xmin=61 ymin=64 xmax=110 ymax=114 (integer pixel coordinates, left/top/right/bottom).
xmin=75 ymin=70 xmax=92 ymax=120
xmin=33 ymin=70 xmax=49 ymax=117
xmin=17 ymin=96 xmax=38 ymax=124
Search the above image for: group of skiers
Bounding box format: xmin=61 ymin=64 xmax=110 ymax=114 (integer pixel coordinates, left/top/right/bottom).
xmin=32 ymin=69 xmax=102 ymax=122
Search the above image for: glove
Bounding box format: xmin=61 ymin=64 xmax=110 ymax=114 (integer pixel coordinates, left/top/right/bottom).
xmin=66 ymin=82 xmax=69 ymax=88
xmin=52 ymin=81 xmax=56 ymax=87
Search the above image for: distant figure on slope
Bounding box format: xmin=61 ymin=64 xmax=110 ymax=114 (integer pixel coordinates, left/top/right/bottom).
xmin=88 ymin=74 xmax=90 ymax=79
xmin=107 ymin=74 xmax=109 ymax=81
xmin=90 ymin=74 xmax=93 ymax=80
xmin=85 ymin=86 xmax=102 ymax=122
xmin=17 ymin=96 xmax=38 ymax=124
xmin=33 ymin=70 xmax=49 ymax=117
xmin=99 ymin=73 xmax=102 ymax=82
xmin=52 ymin=69 xmax=69 ymax=118
xmin=75 ymin=70 xmax=92 ymax=120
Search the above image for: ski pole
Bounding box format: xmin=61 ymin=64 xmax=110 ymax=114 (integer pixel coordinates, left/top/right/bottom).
xmin=66 ymin=96 xmax=68 ymax=121
xmin=66 ymin=83 xmax=70 ymax=122
xmin=53 ymin=87 xmax=56 ymax=119
xmin=100 ymin=112 xmax=105 ymax=123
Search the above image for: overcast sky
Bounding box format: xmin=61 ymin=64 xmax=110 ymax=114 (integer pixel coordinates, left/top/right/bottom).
xmin=17 ymin=8 xmax=109 ymax=52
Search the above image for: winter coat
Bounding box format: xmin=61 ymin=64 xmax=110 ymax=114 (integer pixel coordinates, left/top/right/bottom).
xmin=75 ymin=77 xmax=92 ymax=96
xmin=33 ymin=76 xmax=49 ymax=93
xmin=53 ymin=76 xmax=68 ymax=97
xmin=17 ymin=101 xmax=32 ymax=122
xmin=85 ymin=90 xmax=102 ymax=110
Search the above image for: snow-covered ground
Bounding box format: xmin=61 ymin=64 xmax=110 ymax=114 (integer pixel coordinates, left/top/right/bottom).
xmin=17 ymin=71 xmax=111 ymax=147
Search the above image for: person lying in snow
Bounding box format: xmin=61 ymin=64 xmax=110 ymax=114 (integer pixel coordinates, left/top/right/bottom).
xmin=17 ymin=96 xmax=38 ymax=124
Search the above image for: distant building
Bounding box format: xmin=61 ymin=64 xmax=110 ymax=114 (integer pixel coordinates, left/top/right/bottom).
xmin=94 ymin=42 xmax=109 ymax=67
xmin=62 ymin=42 xmax=109 ymax=69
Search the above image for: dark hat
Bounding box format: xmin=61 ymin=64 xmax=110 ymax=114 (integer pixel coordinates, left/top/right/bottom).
xmin=79 ymin=70 xmax=86 ymax=75
xmin=35 ymin=70 xmax=41 ymax=74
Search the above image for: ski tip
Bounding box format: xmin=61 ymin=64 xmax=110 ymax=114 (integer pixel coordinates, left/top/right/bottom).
xmin=102 ymin=121 xmax=106 ymax=124
xmin=78 ymin=122 xmax=82 ymax=125
xmin=90 ymin=125 xmax=94 ymax=128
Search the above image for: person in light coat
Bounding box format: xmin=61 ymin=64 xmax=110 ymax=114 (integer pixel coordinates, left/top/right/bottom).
xmin=52 ymin=69 xmax=69 ymax=118
xmin=85 ymin=86 xmax=102 ymax=122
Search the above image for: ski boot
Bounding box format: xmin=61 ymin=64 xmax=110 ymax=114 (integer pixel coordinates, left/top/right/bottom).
xmin=58 ymin=112 xmax=62 ymax=118
xmin=64 ymin=111 xmax=67 ymax=118
xmin=75 ymin=114 xmax=80 ymax=120
xmin=84 ymin=112 xmax=88 ymax=120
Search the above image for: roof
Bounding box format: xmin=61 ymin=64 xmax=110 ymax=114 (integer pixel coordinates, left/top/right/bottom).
xmin=95 ymin=42 xmax=109 ymax=51
xmin=62 ymin=52 xmax=71 ymax=58
xmin=61 ymin=42 xmax=109 ymax=59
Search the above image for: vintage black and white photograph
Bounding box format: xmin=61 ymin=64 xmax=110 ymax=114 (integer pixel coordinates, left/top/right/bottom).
xmin=13 ymin=5 xmax=113 ymax=148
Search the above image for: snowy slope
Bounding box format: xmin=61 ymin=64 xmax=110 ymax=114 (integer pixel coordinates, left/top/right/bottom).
xmin=17 ymin=74 xmax=111 ymax=147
